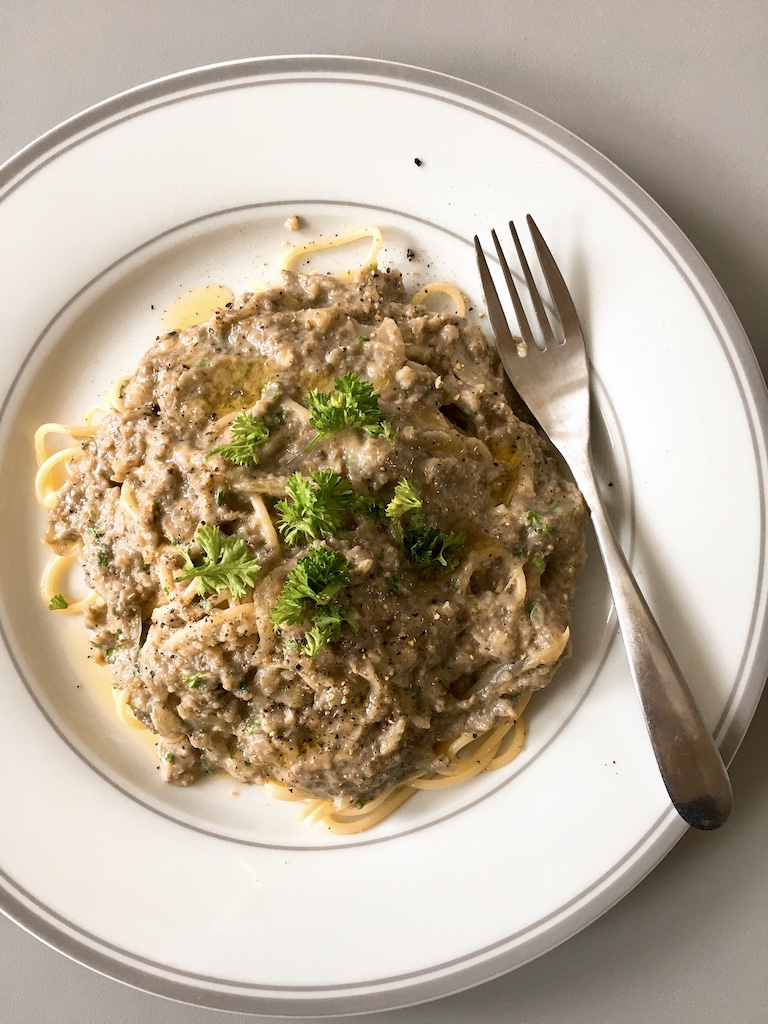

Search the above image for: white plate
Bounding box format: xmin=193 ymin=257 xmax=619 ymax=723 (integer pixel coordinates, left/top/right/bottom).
xmin=0 ymin=56 xmax=766 ymax=1016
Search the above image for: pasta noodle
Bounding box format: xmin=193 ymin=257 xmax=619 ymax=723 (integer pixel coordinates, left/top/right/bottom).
xmin=411 ymin=282 xmax=466 ymax=317
xmin=37 ymin=227 xmax=585 ymax=833
xmin=113 ymin=687 xmax=145 ymax=730
xmin=40 ymin=553 xmax=103 ymax=615
xmin=281 ymin=226 xmax=383 ymax=279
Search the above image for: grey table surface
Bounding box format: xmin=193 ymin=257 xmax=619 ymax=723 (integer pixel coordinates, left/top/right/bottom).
xmin=2 ymin=2 xmax=767 ymax=1022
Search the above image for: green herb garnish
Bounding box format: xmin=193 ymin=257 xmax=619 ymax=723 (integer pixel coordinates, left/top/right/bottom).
xmin=305 ymin=372 xmax=394 ymax=446
xmin=384 ymin=480 xmax=464 ymax=573
xmin=271 ymin=546 xmax=350 ymax=626
xmin=48 ymin=593 xmax=69 ymax=610
xmin=178 ymin=525 xmax=260 ymax=599
xmin=352 ymin=493 xmax=388 ymax=524
xmin=399 ymin=514 xmax=464 ymax=573
xmin=276 ymin=470 xmax=355 ymax=545
xmin=262 ymin=407 xmax=285 ymax=431
xmin=181 ymin=671 xmax=208 ymax=689
xmin=207 ymin=411 xmax=270 ymax=467
xmin=385 ymin=478 xmax=422 ymax=522
xmin=271 ymin=546 xmax=355 ymax=655
xmin=303 ymin=601 xmax=358 ymax=657
xmin=104 ymin=628 xmax=123 ymax=662
xmin=387 ymin=574 xmax=405 ymax=596
xmin=96 ymin=541 xmax=113 ymax=566
xmin=522 ymin=509 xmax=553 ymax=534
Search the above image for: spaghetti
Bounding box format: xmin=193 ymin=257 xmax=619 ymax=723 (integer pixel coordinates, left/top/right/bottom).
xmin=38 ymin=228 xmax=585 ymax=832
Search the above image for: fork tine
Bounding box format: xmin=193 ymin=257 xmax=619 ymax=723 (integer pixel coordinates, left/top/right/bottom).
xmin=508 ymin=220 xmax=557 ymax=348
xmin=526 ymin=215 xmax=584 ymax=342
xmin=488 ymin=229 xmax=536 ymax=353
xmin=473 ymin=235 xmax=519 ymax=353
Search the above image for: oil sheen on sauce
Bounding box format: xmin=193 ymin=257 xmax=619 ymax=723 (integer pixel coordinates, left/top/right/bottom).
xmin=162 ymin=284 xmax=235 ymax=333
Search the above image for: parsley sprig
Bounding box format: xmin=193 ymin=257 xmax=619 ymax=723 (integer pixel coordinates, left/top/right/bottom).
xmin=272 ymin=546 xmax=350 ymax=625
xmin=399 ymin=514 xmax=464 ymax=573
xmin=385 ymin=479 xmax=464 ymax=573
xmin=303 ymin=601 xmax=357 ymax=657
xmin=48 ymin=593 xmax=69 ymax=610
xmin=178 ymin=525 xmax=261 ymax=599
xmin=352 ymin=493 xmax=388 ymax=524
xmin=271 ymin=546 xmax=356 ymax=655
xmin=305 ymin=372 xmax=395 ymax=446
xmin=207 ymin=411 xmax=270 ymax=467
xmin=276 ymin=470 xmax=355 ymax=545
xmin=385 ymin=479 xmax=422 ymax=524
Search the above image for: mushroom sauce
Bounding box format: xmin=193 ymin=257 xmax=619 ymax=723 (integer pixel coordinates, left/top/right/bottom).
xmin=44 ymin=269 xmax=586 ymax=807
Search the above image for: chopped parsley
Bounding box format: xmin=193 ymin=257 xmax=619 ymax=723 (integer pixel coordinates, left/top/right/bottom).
xmin=178 ymin=525 xmax=260 ymax=599
xmin=352 ymin=493 xmax=388 ymax=524
xmin=271 ymin=546 xmax=355 ymax=655
xmin=271 ymin=546 xmax=350 ymax=626
xmin=276 ymin=470 xmax=355 ymax=544
xmin=531 ymin=555 xmax=546 ymax=574
xmin=104 ymin=628 xmax=123 ymax=662
xmin=262 ymin=407 xmax=285 ymax=431
xmin=385 ymin=478 xmax=422 ymax=522
xmin=384 ymin=479 xmax=464 ymax=574
xmin=399 ymin=514 xmax=464 ymax=574
xmin=522 ymin=509 xmax=553 ymax=534
xmin=303 ymin=601 xmax=357 ymax=657
xmin=95 ymin=541 xmax=113 ymax=566
xmin=305 ymin=372 xmax=395 ymax=446
xmin=207 ymin=411 xmax=270 ymax=467
xmin=387 ymin=574 xmax=405 ymax=596
xmin=181 ymin=671 xmax=208 ymax=689
xmin=48 ymin=593 xmax=69 ymax=610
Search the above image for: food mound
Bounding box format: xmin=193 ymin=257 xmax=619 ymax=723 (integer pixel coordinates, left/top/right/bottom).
xmin=43 ymin=268 xmax=586 ymax=813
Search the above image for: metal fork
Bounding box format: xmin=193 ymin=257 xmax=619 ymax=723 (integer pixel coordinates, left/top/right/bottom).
xmin=475 ymin=216 xmax=732 ymax=830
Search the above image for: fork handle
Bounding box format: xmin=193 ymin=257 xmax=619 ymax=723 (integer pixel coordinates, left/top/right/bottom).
xmin=574 ymin=457 xmax=733 ymax=830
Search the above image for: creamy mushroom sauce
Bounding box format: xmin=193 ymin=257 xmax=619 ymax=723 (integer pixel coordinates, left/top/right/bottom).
xmin=44 ymin=269 xmax=586 ymax=807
